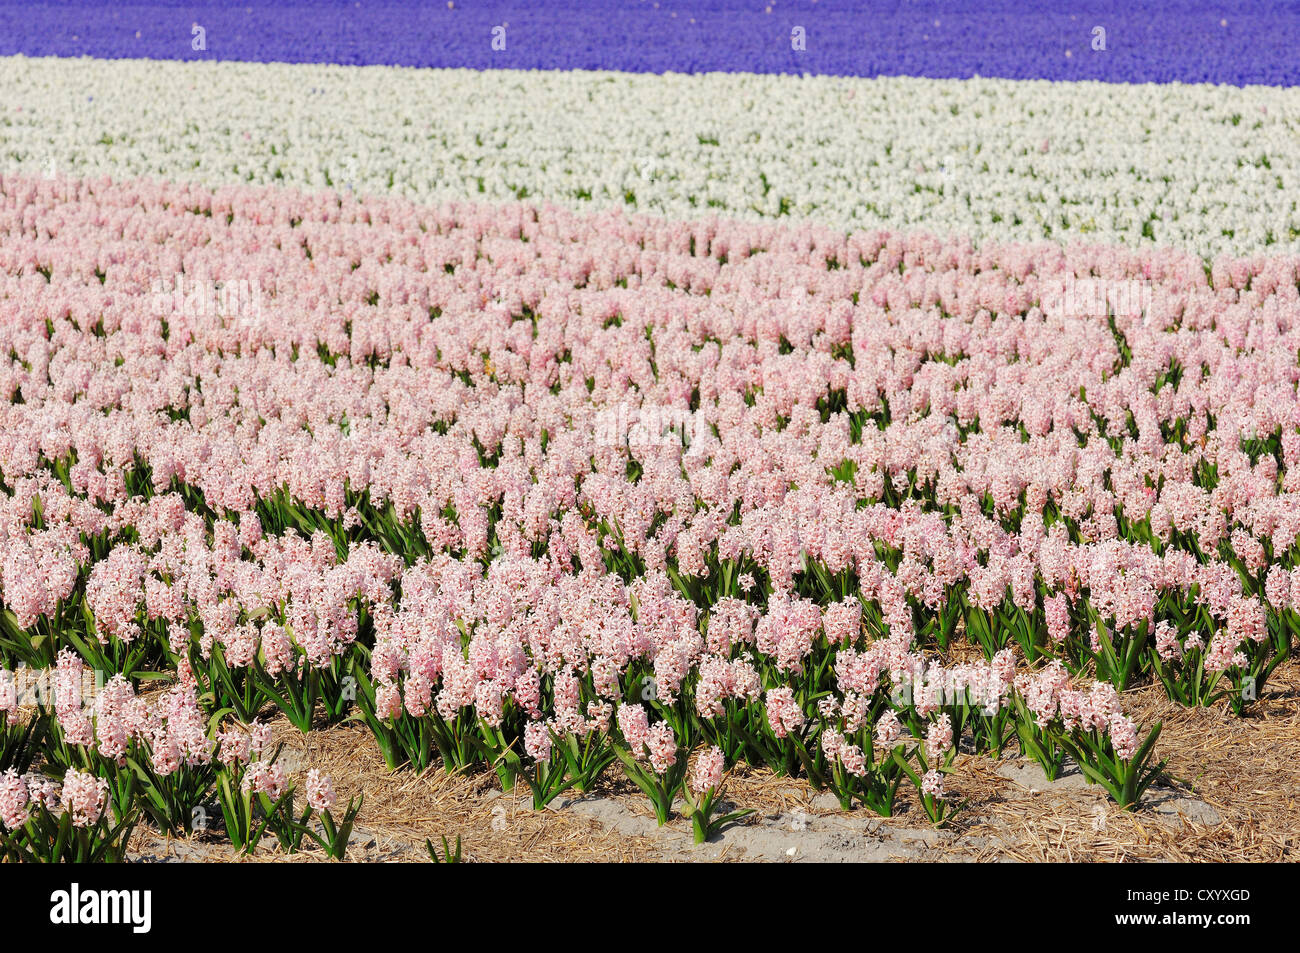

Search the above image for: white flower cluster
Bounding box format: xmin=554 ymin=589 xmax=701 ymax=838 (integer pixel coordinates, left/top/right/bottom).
xmin=2 ymin=55 xmax=1298 ymax=259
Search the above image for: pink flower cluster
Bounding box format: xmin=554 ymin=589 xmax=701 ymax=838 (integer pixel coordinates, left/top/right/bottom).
xmin=0 ymin=766 xmax=108 ymax=830
xmin=1017 ymin=662 xmax=1140 ymax=759
xmin=615 ymin=702 xmax=678 ymax=774
xmin=690 ymin=745 xmax=726 ymax=794
xmin=33 ymin=652 xmax=218 ymax=773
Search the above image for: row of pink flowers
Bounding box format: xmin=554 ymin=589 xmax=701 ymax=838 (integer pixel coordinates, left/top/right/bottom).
xmin=0 ymin=172 xmax=1296 ymax=749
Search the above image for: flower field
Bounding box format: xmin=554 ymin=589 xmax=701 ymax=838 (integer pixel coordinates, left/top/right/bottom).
xmin=1 ymin=3 xmax=1299 ymax=865
xmin=4 ymin=56 xmax=1300 ymax=258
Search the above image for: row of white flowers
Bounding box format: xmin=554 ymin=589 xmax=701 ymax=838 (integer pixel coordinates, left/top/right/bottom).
xmin=2 ymin=55 xmax=1298 ymax=258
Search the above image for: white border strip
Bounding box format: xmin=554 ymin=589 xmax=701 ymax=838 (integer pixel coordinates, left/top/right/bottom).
xmin=3 ymin=55 xmax=1299 ymax=258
